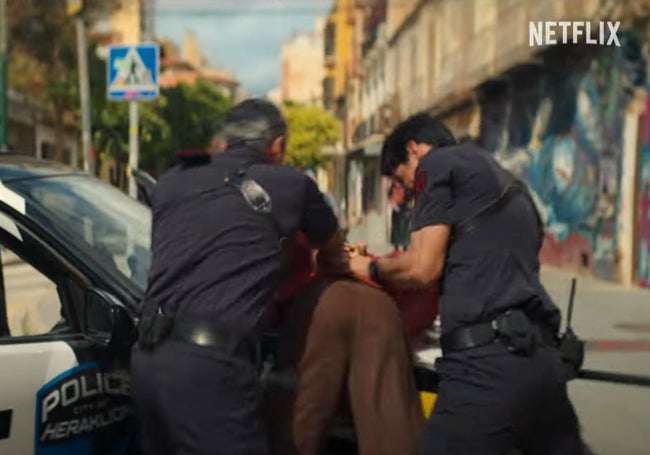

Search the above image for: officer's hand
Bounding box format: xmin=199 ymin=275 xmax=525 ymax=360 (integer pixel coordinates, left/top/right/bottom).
xmin=350 ymin=255 xmax=372 ymax=280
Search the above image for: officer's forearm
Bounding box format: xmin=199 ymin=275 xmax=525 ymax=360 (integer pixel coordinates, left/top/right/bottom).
xmin=375 ymin=252 xmax=439 ymax=290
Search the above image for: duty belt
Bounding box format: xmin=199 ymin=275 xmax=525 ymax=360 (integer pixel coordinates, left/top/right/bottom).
xmin=138 ymin=314 xmax=256 ymax=360
xmin=440 ymin=309 xmax=556 ymax=356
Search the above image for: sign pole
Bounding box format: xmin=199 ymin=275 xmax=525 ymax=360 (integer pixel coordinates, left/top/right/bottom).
xmin=128 ymin=100 xmax=139 ymax=199
xmin=107 ymin=43 xmax=158 ymax=199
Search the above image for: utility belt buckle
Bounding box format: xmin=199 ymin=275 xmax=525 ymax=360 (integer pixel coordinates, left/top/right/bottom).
xmin=137 ymin=313 xmax=174 ymax=351
xmin=493 ymin=309 xmax=535 ymax=356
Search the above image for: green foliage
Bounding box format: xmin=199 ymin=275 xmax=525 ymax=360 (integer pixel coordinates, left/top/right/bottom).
xmin=92 ymin=98 xmax=172 ymax=174
xmin=8 ymin=0 xmax=78 ymax=114
xmin=90 ymin=43 xmax=231 ymax=172
xmin=88 ymin=45 xmax=171 ymax=173
xmin=160 ymin=79 xmax=232 ymax=152
xmin=281 ymin=103 xmax=340 ymax=169
xmin=6 ymin=0 xmax=120 ymax=161
xmin=6 ymin=0 xmax=231 ymax=172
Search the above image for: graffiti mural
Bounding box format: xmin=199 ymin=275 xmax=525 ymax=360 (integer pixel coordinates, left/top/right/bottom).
xmin=638 ymin=91 xmax=650 ymax=287
xmin=477 ymin=34 xmax=646 ymax=281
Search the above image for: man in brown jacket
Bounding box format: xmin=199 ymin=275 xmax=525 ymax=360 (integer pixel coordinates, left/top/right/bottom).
xmin=264 ymin=236 xmax=426 ymax=455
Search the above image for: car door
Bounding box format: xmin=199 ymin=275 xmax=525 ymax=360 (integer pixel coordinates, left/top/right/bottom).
xmin=0 ymin=209 xmax=138 ymax=455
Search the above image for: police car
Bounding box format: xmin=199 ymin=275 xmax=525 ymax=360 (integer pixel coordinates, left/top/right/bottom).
xmin=0 ymin=155 xmax=442 ymax=454
xmin=0 ymin=155 xmax=147 ymax=454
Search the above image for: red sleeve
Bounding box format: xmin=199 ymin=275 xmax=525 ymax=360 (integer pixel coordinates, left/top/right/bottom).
xmin=352 ymin=250 xmax=439 ymax=336
xmin=274 ymin=232 xmax=315 ymax=304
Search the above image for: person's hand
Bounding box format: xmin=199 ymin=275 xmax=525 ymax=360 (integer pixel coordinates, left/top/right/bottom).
xmin=350 ymin=255 xmax=372 ymax=279
xmin=345 ymin=243 xmax=368 ymax=257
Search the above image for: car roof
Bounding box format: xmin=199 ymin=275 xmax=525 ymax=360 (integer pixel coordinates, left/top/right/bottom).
xmin=0 ymin=154 xmax=78 ymax=182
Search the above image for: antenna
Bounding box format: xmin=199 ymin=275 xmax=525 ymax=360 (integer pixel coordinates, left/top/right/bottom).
xmin=566 ymin=277 xmax=577 ymax=332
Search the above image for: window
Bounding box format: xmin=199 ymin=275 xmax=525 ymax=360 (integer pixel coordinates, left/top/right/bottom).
xmin=1 ymin=246 xmax=62 ymax=337
xmin=323 ymin=77 xmax=335 ymax=110
xmin=40 ymin=143 xmax=54 ymax=160
xmin=8 ymin=175 xmax=151 ymax=290
xmin=324 ymin=22 xmax=336 ymax=58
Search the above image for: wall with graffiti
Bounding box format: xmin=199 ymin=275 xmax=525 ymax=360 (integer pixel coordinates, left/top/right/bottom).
xmin=475 ymin=34 xmax=646 ymax=281
xmin=638 ymin=91 xmax=650 ymax=287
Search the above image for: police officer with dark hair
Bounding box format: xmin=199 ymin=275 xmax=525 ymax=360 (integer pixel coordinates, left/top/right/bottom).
xmin=131 ymin=98 xmax=348 ymax=454
xmin=352 ymin=113 xmax=584 ymax=454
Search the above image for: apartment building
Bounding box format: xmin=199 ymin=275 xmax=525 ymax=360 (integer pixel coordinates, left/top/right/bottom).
xmin=343 ymin=0 xmax=650 ymax=284
xmin=280 ymin=18 xmax=326 ymax=106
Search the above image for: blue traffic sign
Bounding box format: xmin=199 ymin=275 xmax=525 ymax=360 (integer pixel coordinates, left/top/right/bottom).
xmin=107 ymin=43 xmax=159 ymax=101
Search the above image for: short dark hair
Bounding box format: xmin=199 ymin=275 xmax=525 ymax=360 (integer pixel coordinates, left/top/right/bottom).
xmin=223 ymin=98 xmax=287 ymax=151
xmin=380 ymin=113 xmax=457 ymax=176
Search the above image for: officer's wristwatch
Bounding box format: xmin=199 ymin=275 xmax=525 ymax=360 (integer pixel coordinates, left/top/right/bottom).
xmin=368 ymin=259 xmax=382 ymax=285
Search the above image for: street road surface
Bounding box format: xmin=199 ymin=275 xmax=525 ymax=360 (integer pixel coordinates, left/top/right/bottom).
xmin=543 ymin=268 xmax=650 ymax=455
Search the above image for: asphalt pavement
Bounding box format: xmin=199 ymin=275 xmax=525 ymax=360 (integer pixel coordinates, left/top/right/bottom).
xmin=543 ymin=268 xmax=650 ymax=455
xmin=347 ymin=216 xmax=650 ymax=455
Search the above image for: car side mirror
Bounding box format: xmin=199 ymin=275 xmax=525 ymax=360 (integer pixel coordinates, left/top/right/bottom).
xmin=84 ymin=289 xmax=137 ymax=347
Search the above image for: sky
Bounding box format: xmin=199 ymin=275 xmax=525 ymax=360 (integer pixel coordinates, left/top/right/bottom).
xmin=154 ymin=0 xmax=331 ymax=96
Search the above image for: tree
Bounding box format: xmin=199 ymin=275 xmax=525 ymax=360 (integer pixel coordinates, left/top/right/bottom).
xmin=161 ymin=79 xmax=232 ymax=153
xmin=92 ymin=97 xmax=172 ymax=176
xmin=91 ymin=51 xmax=231 ymax=174
xmin=7 ymin=0 xmax=119 ymax=160
xmin=88 ymin=44 xmax=172 ymax=175
xmin=7 ymin=0 xmax=77 ymax=159
xmin=281 ymin=103 xmax=340 ymax=169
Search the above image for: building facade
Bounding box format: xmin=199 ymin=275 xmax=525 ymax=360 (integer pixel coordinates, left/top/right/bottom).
xmin=338 ymin=0 xmax=650 ymax=285
xmin=158 ymin=32 xmax=240 ymax=102
xmin=323 ymin=0 xmax=355 ymax=113
xmin=280 ymin=18 xmax=326 ymax=106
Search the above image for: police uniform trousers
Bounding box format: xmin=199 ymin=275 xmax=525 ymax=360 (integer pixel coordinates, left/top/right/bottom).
xmin=418 ymin=343 xmax=583 ymax=455
xmin=131 ymin=340 xmax=268 ymax=455
xmin=264 ymin=278 xmax=424 ymax=455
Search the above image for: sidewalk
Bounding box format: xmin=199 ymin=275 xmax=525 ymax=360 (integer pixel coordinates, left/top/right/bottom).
xmin=541 ymin=266 xmax=650 ymax=344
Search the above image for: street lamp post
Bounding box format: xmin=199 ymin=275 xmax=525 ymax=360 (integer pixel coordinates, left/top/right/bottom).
xmin=68 ymin=0 xmax=93 ymax=172
xmin=75 ymin=15 xmax=93 ymax=173
xmin=0 ymin=0 xmax=8 ymax=152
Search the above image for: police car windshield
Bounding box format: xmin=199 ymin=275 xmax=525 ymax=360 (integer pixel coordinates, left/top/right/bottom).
xmin=6 ymin=174 xmax=151 ymax=290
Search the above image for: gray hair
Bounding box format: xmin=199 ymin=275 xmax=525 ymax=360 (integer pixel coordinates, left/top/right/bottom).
xmin=222 ymin=99 xmax=287 ymax=151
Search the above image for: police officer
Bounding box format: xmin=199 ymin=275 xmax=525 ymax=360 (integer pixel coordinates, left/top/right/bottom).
xmin=131 ymin=99 xmax=348 ymax=454
xmin=351 ymin=113 xmax=584 ymax=454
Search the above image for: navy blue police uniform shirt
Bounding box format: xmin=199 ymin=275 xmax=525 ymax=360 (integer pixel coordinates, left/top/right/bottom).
xmin=410 ymin=144 xmax=561 ymax=336
xmin=144 ymin=146 xmax=338 ymax=337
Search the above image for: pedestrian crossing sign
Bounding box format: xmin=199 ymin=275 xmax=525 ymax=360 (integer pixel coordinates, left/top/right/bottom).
xmin=107 ymin=44 xmax=159 ymax=101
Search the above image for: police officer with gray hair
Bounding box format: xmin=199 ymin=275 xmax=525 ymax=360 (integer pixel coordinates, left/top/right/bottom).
xmin=131 ymin=98 xmax=348 ymax=454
